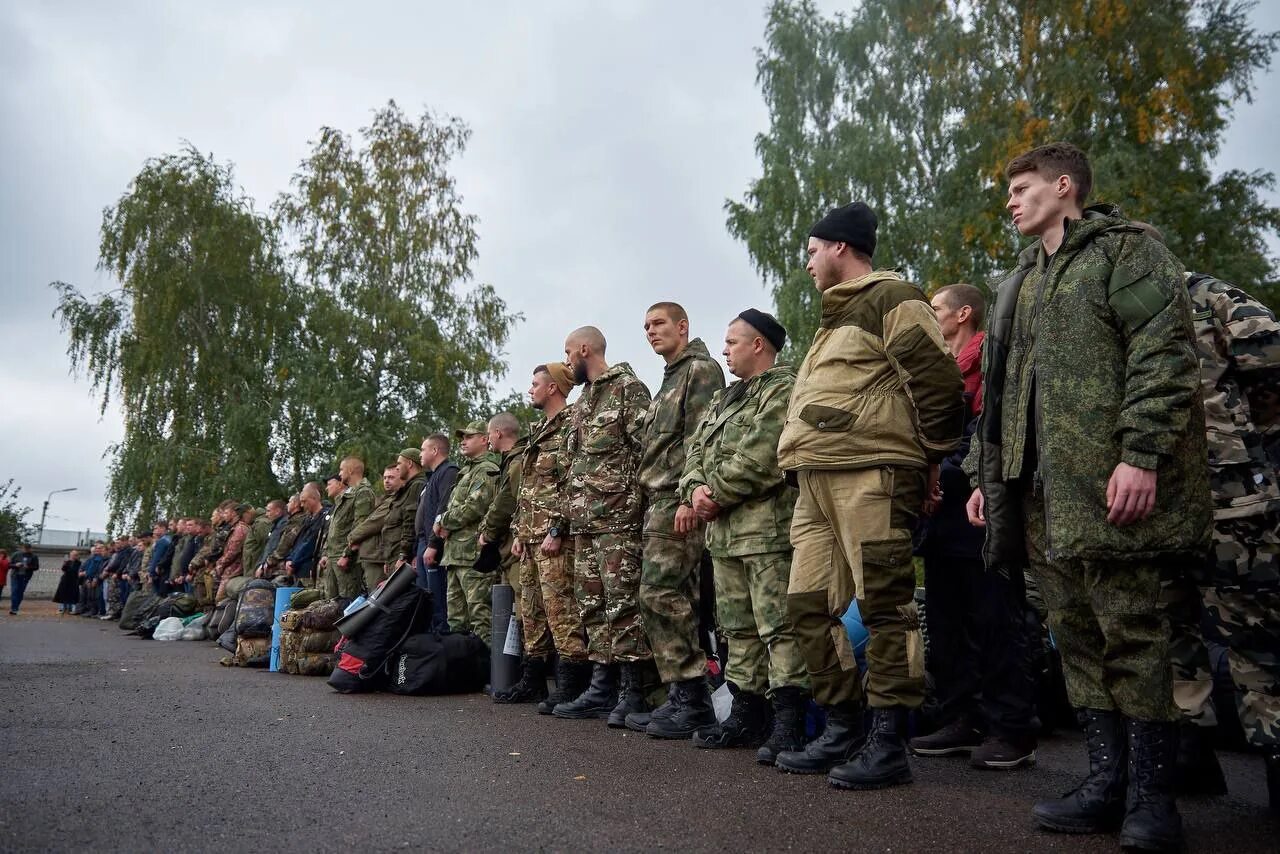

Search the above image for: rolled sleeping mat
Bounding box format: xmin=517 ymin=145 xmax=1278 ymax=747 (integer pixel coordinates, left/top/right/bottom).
xmin=490 ymin=582 xmax=519 ymax=694
xmin=269 ymin=586 xmax=303 ymax=672
xmin=334 ymin=563 xmax=418 ymax=639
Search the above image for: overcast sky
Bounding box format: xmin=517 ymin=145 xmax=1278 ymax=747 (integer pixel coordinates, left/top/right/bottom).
xmin=2 ymin=1 xmax=1277 ymax=534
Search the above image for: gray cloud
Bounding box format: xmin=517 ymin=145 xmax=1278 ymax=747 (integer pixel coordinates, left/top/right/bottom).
xmin=2 ymin=1 xmax=1275 ymax=531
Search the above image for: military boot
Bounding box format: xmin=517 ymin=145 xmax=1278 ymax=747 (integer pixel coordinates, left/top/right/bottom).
xmin=1033 ymin=708 xmax=1127 ymax=833
xmin=1173 ymin=721 xmax=1227 ymax=795
xmin=493 ymin=656 xmax=548 ymax=704
xmin=1119 ymin=720 xmax=1183 ymax=852
xmin=625 ymin=683 xmax=675 ymax=733
xmin=755 ymin=686 xmax=809 ymax=765
xmin=538 ymin=659 xmax=592 ymax=715
xmin=828 ymin=707 xmax=912 ymax=789
xmin=1266 ymin=747 xmax=1280 ymax=815
xmin=693 ymin=686 xmax=771 ymax=749
xmin=552 ymin=663 xmax=616 ymax=719
xmin=775 ymin=703 xmax=864 ymax=774
xmin=647 ymin=677 xmax=717 ymax=739
xmin=608 ymin=662 xmax=655 ymax=728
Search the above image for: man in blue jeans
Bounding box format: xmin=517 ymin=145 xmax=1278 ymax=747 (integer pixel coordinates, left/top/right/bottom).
xmin=9 ymin=543 xmax=39 ymax=614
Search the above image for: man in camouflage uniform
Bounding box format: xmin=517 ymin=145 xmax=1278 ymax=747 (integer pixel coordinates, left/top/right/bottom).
xmin=553 ymin=326 xmax=653 ymax=724
xmin=623 ymin=302 xmax=724 ymax=739
xmin=436 ymin=424 xmax=500 ymax=640
xmin=1168 ymin=267 xmax=1280 ymax=812
xmin=966 ymin=143 xmax=1211 ymax=848
xmin=505 ymin=362 xmax=589 ymax=711
xmin=348 ymin=464 xmax=402 ymax=594
xmin=189 ymin=502 xmax=233 ymax=606
xmin=259 ymin=495 xmax=304 ymax=579
xmin=381 ymin=449 xmax=428 ymax=577
xmin=240 ymin=510 xmax=270 ymax=584
xmin=681 ymin=310 xmax=810 ymax=762
xmin=320 ymin=456 xmax=376 ymax=600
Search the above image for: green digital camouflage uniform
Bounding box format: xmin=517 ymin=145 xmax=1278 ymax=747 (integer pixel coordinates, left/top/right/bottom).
xmin=348 ymin=492 xmax=393 ymax=595
xmin=637 ymin=338 xmax=724 ymax=684
xmin=681 ymin=364 xmax=808 ymax=697
xmin=1163 ymin=273 xmax=1280 ymax=748
xmin=974 ymin=206 xmax=1212 ymax=722
xmin=441 ymin=455 xmax=500 ymax=641
xmin=240 ymin=515 xmax=271 ymax=577
xmin=481 ymin=436 xmax=529 ymax=603
xmin=567 ymin=362 xmax=652 ymax=664
xmin=515 ymin=406 xmax=584 ymax=661
xmin=322 ymin=478 xmax=376 ymax=600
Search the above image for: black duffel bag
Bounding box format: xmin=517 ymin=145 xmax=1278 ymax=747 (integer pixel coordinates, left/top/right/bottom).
xmin=327 ymin=586 xmax=431 ymax=694
xmin=387 ymin=631 xmax=489 ymax=696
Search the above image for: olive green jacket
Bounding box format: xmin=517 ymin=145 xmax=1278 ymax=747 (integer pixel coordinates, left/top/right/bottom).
xmin=481 ymin=436 xmax=529 ymax=567
xmin=242 ymin=515 xmax=272 ymax=573
xmin=348 ymin=492 xmax=393 ymax=567
xmin=639 ymin=338 xmax=725 ymax=499
xmin=381 ymin=471 xmax=427 ymax=568
xmin=324 ymin=478 xmax=376 ymax=562
xmin=681 ymin=364 xmax=798 ymax=557
xmin=441 ymin=455 xmax=500 ymax=566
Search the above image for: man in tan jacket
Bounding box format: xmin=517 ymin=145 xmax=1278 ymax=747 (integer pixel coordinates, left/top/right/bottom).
xmin=774 ymin=202 xmax=965 ymax=790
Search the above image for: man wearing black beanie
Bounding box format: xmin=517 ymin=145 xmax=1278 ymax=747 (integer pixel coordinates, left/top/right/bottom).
xmin=772 ymin=202 xmax=966 ymax=791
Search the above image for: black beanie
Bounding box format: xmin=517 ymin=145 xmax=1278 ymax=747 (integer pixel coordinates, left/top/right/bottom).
xmin=738 ymin=308 xmax=787 ymax=353
xmin=809 ymin=202 xmax=877 ymax=259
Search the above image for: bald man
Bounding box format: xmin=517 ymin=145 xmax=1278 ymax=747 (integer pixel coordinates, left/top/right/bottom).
xmin=321 ymin=455 xmax=376 ymax=600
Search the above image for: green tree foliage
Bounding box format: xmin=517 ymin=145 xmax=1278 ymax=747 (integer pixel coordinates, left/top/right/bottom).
xmin=274 ymin=101 xmax=519 ymax=476
xmin=53 ymin=147 xmax=290 ymax=529
xmin=729 ymin=0 xmax=1280 ymax=358
xmin=0 ymin=480 xmax=33 ymax=552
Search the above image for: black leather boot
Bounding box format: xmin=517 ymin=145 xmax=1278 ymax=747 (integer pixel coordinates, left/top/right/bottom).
xmin=828 ymin=706 xmax=913 ymax=789
xmin=693 ymin=686 xmax=771 ymax=749
xmin=775 ymin=703 xmax=864 ymax=774
xmin=607 ymin=662 xmax=654 ymax=728
xmin=1033 ymin=708 xmax=1127 ymax=833
xmin=1119 ymin=720 xmax=1183 ymax=852
xmin=552 ymin=663 xmax=615 ymax=719
xmin=647 ymin=677 xmax=717 ymax=739
xmin=756 ymin=686 xmax=810 ymax=765
xmin=625 ymin=683 xmax=674 ymax=733
xmin=538 ymin=659 xmax=591 ymax=715
xmin=1173 ymin=721 xmax=1227 ymax=795
xmin=493 ymin=656 xmax=549 ymax=704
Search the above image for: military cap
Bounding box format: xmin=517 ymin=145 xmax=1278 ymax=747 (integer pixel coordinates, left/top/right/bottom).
xmin=397 ymin=447 xmax=420 ymax=464
xmin=737 ymin=308 xmax=787 ymax=353
xmin=541 ymin=362 xmax=577 ymax=395
xmin=324 ymin=472 xmax=342 ymax=483
xmin=235 ymin=502 xmax=252 ymax=514
xmin=454 ymin=420 xmax=488 ymax=438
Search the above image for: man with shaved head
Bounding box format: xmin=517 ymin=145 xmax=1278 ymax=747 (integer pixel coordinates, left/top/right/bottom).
xmin=320 ymin=455 xmax=376 ymax=600
xmin=554 ymin=325 xmax=654 ymax=725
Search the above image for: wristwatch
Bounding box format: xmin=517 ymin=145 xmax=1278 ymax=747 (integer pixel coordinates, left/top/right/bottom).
xmin=548 ymin=526 xmax=562 ymax=539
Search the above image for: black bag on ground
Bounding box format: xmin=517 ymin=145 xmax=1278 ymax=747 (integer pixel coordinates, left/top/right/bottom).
xmin=234 ymin=580 xmax=277 ymax=639
xmin=119 ymin=589 xmax=161 ymax=631
xmin=135 ymin=615 xmax=164 ymax=639
xmin=387 ymin=631 xmax=489 ymax=695
xmin=327 ymin=587 xmax=431 ymax=693
xmin=217 ymin=626 xmax=238 ymax=653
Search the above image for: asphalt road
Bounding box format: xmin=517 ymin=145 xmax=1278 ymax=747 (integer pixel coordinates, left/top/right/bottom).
xmin=1 ymin=605 xmax=1275 ymax=853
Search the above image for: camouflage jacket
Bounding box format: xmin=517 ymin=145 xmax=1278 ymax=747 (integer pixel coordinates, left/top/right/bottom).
xmin=1188 ymin=272 xmax=1280 ymax=519
xmin=214 ymin=520 xmax=250 ymax=579
xmin=348 ymin=492 xmax=393 ymax=566
xmin=514 ymin=406 xmax=573 ymax=542
xmin=189 ymin=523 xmax=230 ymax=571
xmin=381 ymin=471 xmax=427 ymax=567
xmin=566 ymin=362 xmax=652 ymax=534
xmin=241 ymin=516 xmax=271 ymax=573
xmin=324 ymin=478 xmax=376 ymax=561
xmin=264 ymin=512 xmax=305 ymax=570
xmin=975 ymin=205 xmax=1211 ymax=568
xmin=481 ymin=436 xmax=529 ymax=565
xmin=638 ymin=338 xmax=725 ymax=499
xmin=681 ymin=364 xmax=798 ymax=557
xmin=440 ymin=455 xmax=500 ymax=566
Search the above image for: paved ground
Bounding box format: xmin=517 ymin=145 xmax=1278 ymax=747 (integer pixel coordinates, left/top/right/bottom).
xmin=1 ymin=603 xmax=1275 ymax=853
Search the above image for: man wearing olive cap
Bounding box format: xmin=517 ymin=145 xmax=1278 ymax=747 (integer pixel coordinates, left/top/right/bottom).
xmin=774 ymin=202 xmax=966 ymax=789
xmin=436 ymin=422 xmax=501 ymax=640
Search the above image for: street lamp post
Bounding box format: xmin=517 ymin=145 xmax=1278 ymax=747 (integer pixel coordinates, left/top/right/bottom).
xmin=38 ymin=487 xmax=77 ymax=544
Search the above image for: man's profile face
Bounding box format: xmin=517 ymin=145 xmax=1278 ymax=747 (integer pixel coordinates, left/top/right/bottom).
xmin=805 ymin=237 xmax=841 ymax=291
xmin=383 ymin=468 xmax=401 ymax=492
xmin=420 ymin=441 xmax=433 ymax=468
xmin=565 ymin=337 xmax=589 ymax=385
xmin=1006 ymin=170 xmax=1069 ymax=238
xmin=529 ymin=371 xmax=551 ymax=410
xmin=486 ymin=425 xmax=503 ymax=451
xmin=643 ymin=309 xmax=685 ymax=358
xmin=461 ymin=433 xmax=487 ymax=458
xmin=339 ymin=459 xmax=355 ymax=486
xmin=722 ymin=319 xmax=758 ymax=380
xmin=325 ymin=478 xmax=343 ymax=500
xmin=930 ymin=294 xmax=961 ymax=343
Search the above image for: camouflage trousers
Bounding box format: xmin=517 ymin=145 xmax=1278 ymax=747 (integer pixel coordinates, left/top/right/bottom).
xmin=193 ymin=568 xmax=217 ymax=607
xmin=446 ymin=563 xmax=493 ymax=643
xmin=639 ymin=497 xmax=706 ymax=684
xmin=573 ymin=531 xmax=651 ymax=664
xmin=104 ymin=577 xmax=123 ymax=615
xmin=516 ymin=549 xmax=553 ymax=660
xmin=528 ymin=540 xmax=587 ymax=661
xmin=1026 ymin=493 xmax=1176 ymax=722
xmin=322 ymin=558 xmax=365 ymax=600
xmin=787 ymin=467 xmax=925 ymax=709
xmin=360 ymin=561 xmax=384 ymax=597
xmin=1166 ymin=512 xmax=1280 ymax=747
xmin=714 ymin=549 xmax=809 ymax=697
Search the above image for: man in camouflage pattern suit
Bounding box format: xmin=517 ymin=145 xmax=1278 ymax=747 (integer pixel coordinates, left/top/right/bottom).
xmin=553 ymin=326 xmax=654 ymax=724
xmin=436 ymin=423 xmax=500 ymax=641
xmin=622 ymin=302 xmax=724 ymax=739
xmin=966 ymin=143 xmax=1211 ymax=848
xmin=189 ymin=502 xmax=233 ymax=606
xmin=1165 ymin=266 xmax=1280 ymax=813
xmin=478 ymin=412 xmax=527 ymax=597
xmin=682 ymin=310 xmax=811 ymax=762
xmin=500 ymin=365 xmax=586 ymax=708
xmin=320 ymin=456 xmax=376 ymax=600
xmin=347 ymin=464 xmax=401 ymax=594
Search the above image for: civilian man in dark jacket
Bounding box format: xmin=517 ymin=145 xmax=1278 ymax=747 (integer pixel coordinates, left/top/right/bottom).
xmin=147 ymin=521 xmax=174 ymax=594
xmin=416 ymin=433 xmax=460 ymax=631
xmin=286 ymin=483 xmax=329 ymax=588
xmin=9 ymin=543 xmax=39 ymax=614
